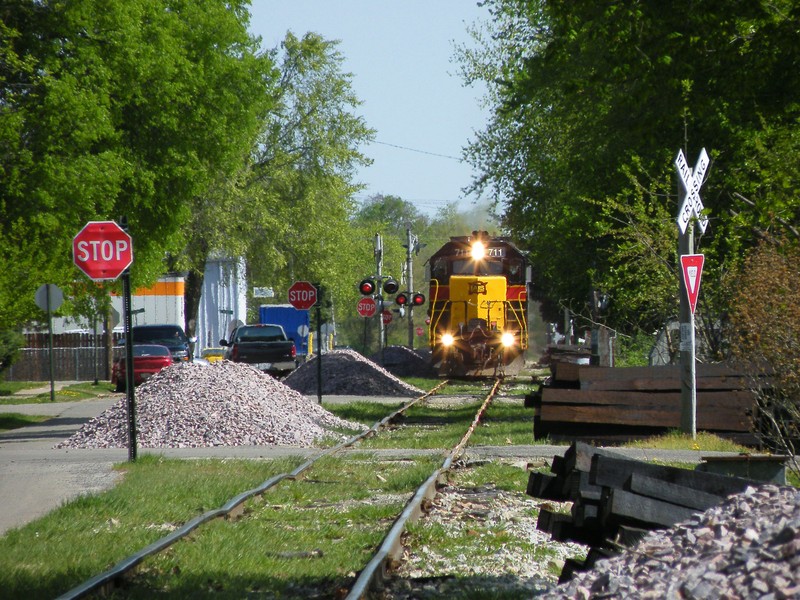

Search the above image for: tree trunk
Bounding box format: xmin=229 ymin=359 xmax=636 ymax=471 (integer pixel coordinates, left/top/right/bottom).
xmin=184 ymin=267 xmax=204 ymax=339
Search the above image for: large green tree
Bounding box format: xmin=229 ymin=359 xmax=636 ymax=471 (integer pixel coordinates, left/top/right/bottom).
xmin=459 ymin=0 xmax=800 ymax=335
xmin=0 ymin=0 xmax=273 ymax=330
xmin=230 ymin=32 xmax=374 ymax=330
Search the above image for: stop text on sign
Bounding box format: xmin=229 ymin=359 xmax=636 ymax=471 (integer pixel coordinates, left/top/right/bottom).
xmin=75 ymin=239 xmax=131 ymax=263
xmin=72 ymin=220 xmax=134 ymax=281
xmin=287 ymin=280 xmax=318 ymax=310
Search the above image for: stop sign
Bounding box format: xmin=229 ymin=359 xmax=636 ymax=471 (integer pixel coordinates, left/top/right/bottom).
xmin=288 ymin=280 xmax=317 ymax=310
xmin=73 ymin=221 xmax=133 ymax=281
xmin=356 ymin=297 xmax=377 ymax=318
xmin=382 ymin=309 xmax=393 ymax=325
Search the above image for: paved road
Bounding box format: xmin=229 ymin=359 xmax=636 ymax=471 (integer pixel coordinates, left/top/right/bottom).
xmin=0 ymin=392 xmax=750 ymax=536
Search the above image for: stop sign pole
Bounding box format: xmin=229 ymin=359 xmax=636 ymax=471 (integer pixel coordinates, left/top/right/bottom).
xmin=72 ymin=218 xmax=137 ymax=461
xmin=288 ymin=280 xmax=322 ymax=403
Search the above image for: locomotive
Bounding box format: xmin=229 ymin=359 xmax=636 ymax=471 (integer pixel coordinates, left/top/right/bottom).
xmin=426 ymin=231 xmax=530 ymax=377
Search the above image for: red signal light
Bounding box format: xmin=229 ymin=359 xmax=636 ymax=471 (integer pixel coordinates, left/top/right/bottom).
xmin=412 ymin=293 xmax=426 ymax=306
xmin=359 ymin=279 xmax=376 ymax=295
xmin=395 ymin=293 xmax=409 ymax=306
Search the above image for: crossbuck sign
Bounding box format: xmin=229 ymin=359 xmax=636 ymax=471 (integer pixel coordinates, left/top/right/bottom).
xmin=675 ymin=148 xmax=709 ymax=234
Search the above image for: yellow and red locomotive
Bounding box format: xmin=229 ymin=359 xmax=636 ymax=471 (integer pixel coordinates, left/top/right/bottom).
xmin=426 ymin=231 xmax=530 ymax=376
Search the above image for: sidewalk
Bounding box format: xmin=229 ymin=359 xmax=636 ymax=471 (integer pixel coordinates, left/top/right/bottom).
xmin=6 ymin=381 xmax=84 ymax=399
xmin=0 ymin=397 xmax=124 ymax=534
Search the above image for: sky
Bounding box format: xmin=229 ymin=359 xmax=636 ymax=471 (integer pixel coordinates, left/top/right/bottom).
xmin=248 ymin=1 xmax=492 ymax=218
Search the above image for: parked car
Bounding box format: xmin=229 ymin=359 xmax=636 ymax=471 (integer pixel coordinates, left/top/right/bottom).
xmin=129 ymin=324 xmax=195 ymax=363
xmin=220 ymin=324 xmax=297 ymax=376
xmin=111 ymin=344 xmax=173 ymax=392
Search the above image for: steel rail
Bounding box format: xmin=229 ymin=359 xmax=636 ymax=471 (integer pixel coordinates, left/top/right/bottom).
xmin=56 ymin=380 xmax=449 ymax=600
xmin=345 ymin=378 xmax=502 ymax=599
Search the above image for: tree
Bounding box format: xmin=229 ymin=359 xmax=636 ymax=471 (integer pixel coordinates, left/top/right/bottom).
xmin=727 ymin=239 xmax=800 ymax=478
xmin=0 ymin=0 xmax=273 ymax=330
xmin=204 ymin=32 xmax=374 ymax=334
xmin=458 ymin=0 xmax=800 ymax=337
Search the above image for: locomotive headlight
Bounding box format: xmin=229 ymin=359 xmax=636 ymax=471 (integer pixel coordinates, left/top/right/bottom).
xmin=441 ymin=333 xmax=455 ymax=347
xmin=501 ymin=332 xmax=515 ymax=347
xmin=471 ymin=240 xmax=486 ymax=261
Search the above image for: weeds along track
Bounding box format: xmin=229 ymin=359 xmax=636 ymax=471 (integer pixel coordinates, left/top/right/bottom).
xmin=56 ymin=378 xmax=504 ymax=599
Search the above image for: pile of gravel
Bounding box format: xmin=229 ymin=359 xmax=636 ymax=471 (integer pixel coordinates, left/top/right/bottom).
xmin=56 ymin=361 xmax=366 ymax=449
xmin=540 ymin=484 xmax=800 ymax=599
xmin=370 ymin=345 xmax=438 ymax=378
xmin=283 ymin=349 xmax=425 ymax=397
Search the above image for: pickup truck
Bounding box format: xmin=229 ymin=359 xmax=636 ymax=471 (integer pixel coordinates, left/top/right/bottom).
xmin=219 ymin=324 xmax=297 ymax=377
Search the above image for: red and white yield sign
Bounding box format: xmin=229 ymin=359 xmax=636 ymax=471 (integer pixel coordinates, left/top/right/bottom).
xmin=681 ymin=254 xmax=705 ymax=315
xmin=73 ymin=221 xmax=133 ymax=281
xmin=288 ymin=280 xmax=317 ymax=310
xmin=356 ymin=296 xmax=377 ymax=318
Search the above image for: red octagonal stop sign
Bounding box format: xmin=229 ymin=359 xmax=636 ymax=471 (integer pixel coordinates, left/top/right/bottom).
xmin=356 ymin=297 xmax=377 ymax=318
xmin=288 ymin=280 xmax=318 ymax=310
xmin=73 ymin=221 xmax=133 ymax=281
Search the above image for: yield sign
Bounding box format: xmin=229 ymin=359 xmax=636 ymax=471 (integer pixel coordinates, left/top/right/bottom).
xmin=680 ymin=254 xmax=705 ymax=315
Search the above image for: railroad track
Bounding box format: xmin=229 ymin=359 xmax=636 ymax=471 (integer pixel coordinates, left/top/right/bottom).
xmin=57 ymin=378 xmax=504 ymax=599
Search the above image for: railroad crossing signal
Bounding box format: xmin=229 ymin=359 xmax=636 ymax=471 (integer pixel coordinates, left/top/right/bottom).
xmin=395 ymin=292 xmax=426 ymax=307
xmin=358 ymin=279 xmax=376 ymax=295
xmin=675 ymin=148 xmax=709 ymax=234
xmin=72 ymin=221 xmax=133 ymax=281
xmin=288 ymin=280 xmax=317 ymax=310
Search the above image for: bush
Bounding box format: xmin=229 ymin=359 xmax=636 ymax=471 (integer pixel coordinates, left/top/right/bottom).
xmin=727 ymin=239 xmax=800 ymax=477
xmin=0 ymin=330 xmax=25 ymax=379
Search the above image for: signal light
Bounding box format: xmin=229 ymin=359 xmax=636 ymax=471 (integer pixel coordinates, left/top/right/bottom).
xmin=382 ymin=278 xmax=399 ymax=295
xmin=395 ymin=292 xmax=409 ymax=306
xmin=411 ymin=293 xmax=425 ymax=306
xmin=359 ymin=278 xmax=376 ymax=295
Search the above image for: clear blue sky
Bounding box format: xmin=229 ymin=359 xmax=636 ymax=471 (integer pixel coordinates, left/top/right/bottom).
xmin=248 ymin=1 xmax=490 ymax=218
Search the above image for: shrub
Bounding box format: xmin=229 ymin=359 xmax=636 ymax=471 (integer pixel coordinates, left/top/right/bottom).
xmin=0 ymin=330 xmax=25 ymax=380
xmin=727 ymin=239 xmax=800 ymax=477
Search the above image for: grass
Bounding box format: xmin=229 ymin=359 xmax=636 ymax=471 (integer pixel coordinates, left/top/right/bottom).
xmin=0 ymin=380 xmax=117 ymax=405
xmin=1 ymin=376 xmax=796 ymax=597
xmin=0 ymin=413 xmax=50 ymax=432
xmin=0 ymin=455 xmax=307 ymax=598
xmin=0 ymin=380 xmax=42 ymax=396
xmin=623 ymin=430 xmax=751 ymax=453
xmin=0 ymin=453 xmax=442 ymax=599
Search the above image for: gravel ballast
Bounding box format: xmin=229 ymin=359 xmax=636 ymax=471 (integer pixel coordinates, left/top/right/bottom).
xmin=56 ymin=361 xmax=366 ymax=449
xmin=283 ymin=349 xmax=425 ymax=397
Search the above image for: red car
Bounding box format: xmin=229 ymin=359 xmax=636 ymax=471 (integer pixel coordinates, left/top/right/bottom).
xmin=112 ymin=344 xmax=173 ymax=392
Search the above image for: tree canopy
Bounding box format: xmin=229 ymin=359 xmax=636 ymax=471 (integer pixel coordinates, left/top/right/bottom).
xmin=458 ymin=0 xmax=800 ymax=335
xmin=0 ymin=0 xmax=275 ymax=330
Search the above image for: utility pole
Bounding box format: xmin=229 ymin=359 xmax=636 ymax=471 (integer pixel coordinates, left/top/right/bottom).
xmin=375 ymin=233 xmax=384 ymax=357
xmin=406 ymin=227 xmax=415 ymax=348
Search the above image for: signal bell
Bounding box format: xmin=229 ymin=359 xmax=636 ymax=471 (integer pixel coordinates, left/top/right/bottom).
xmin=359 ymin=278 xmax=376 ymax=295
xmin=382 ymin=278 xmax=399 ymax=295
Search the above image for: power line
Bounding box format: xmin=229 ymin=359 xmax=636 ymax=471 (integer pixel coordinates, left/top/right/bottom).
xmin=372 ymin=140 xmax=463 ymax=162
